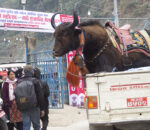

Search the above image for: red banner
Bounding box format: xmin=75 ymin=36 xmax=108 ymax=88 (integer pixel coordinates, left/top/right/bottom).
xmin=0 ymin=71 xmax=7 ymax=76
xmin=60 ymin=14 xmax=74 ymax=23
xmin=0 ymin=71 xmax=7 ymax=81
xmin=66 ymin=50 xmax=85 ymax=107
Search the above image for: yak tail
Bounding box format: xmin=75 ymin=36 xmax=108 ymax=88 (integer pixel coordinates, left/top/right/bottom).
xmin=66 ymin=60 xmax=80 ymax=87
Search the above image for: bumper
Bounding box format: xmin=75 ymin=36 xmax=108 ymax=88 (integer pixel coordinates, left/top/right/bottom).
xmin=90 ymin=120 xmax=150 ymax=130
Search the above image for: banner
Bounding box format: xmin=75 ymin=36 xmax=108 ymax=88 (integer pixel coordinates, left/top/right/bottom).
xmin=66 ymin=50 xmax=85 ymax=107
xmin=0 ymin=71 xmax=7 ymax=77
xmin=0 ymin=8 xmax=74 ymax=33
xmin=0 ymin=71 xmax=7 ymax=81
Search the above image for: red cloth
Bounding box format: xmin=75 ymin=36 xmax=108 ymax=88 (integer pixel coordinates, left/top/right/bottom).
xmin=9 ymin=100 xmax=22 ymax=123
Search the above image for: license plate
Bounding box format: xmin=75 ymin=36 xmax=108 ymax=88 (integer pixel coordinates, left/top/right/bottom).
xmin=127 ymin=97 xmax=148 ymax=107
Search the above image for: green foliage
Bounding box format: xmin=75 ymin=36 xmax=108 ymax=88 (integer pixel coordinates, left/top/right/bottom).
xmin=0 ymin=0 xmax=19 ymax=9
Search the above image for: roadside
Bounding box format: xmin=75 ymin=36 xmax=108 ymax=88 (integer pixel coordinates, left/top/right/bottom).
xmin=31 ymin=104 xmax=88 ymax=130
xmin=48 ymin=104 xmax=87 ymax=127
xmin=47 ymin=120 xmax=89 ymax=130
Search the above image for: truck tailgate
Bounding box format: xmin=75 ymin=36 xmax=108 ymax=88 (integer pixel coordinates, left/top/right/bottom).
xmin=86 ymin=70 xmax=150 ymax=125
xmin=97 ymin=71 xmax=150 ymax=111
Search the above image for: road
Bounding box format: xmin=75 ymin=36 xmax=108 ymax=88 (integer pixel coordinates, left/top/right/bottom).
xmin=46 ymin=120 xmax=89 ymax=130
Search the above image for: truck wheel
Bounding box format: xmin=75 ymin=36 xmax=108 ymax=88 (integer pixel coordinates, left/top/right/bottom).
xmin=0 ymin=119 xmax=8 ymax=130
xmin=89 ymin=124 xmax=113 ymax=130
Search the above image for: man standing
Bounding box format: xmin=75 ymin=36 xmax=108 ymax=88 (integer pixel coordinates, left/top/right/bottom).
xmin=34 ymin=68 xmax=50 ymax=130
xmin=14 ymin=65 xmax=45 ymax=130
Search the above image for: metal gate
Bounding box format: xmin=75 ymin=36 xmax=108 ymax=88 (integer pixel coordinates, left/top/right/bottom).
xmin=26 ymin=48 xmax=68 ymax=109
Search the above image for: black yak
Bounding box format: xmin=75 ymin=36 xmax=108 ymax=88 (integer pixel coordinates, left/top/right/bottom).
xmin=52 ymin=12 xmax=150 ymax=73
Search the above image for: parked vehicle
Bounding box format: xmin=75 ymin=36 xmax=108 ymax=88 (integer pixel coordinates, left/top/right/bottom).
xmin=0 ymin=98 xmax=8 ymax=130
xmin=86 ymin=68 xmax=150 ymax=130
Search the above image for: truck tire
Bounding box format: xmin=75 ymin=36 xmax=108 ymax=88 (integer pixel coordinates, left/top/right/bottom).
xmin=0 ymin=119 xmax=8 ymax=130
xmin=89 ymin=124 xmax=113 ymax=130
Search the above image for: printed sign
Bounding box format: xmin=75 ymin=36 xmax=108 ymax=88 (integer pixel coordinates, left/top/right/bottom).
xmin=0 ymin=8 xmax=73 ymax=33
xmin=66 ymin=50 xmax=85 ymax=107
xmin=0 ymin=71 xmax=7 ymax=81
xmin=60 ymin=14 xmax=74 ymax=23
xmin=127 ymin=97 xmax=148 ymax=107
xmin=110 ymin=83 xmax=150 ymax=92
xmin=0 ymin=71 xmax=7 ymax=76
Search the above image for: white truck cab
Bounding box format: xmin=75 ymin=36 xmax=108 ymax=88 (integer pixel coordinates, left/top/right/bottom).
xmin=86 ymin=69 xmax=150 ymax=130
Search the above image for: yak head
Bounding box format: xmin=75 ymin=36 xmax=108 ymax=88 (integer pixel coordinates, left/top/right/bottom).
xmin=51 ymin=12 xmax=81 ymax=57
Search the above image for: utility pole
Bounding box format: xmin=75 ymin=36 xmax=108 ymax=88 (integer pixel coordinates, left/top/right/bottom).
xmin=12 ymin=41 xmax=15 ymax=62
xmin=58 ymin=0 xmax=63 ymax=12
xmin=20 ymin=0 xmax=26 ymax=10
xmin=23 ymin=5 xmax=25 ymax=10
xmin=21 ymin=0 xmax=27 ymax=63
xmin=113 ymin=0 xmax=119 ymax=27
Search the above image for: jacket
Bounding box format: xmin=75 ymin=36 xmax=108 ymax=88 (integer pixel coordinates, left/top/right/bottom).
xmin=18 ymin=75 xmax=45 ymax=111
xmin=2 ymin=82 xmax=12 ymax=107
xmin=39 ymin=80 xmax=50 ymax=108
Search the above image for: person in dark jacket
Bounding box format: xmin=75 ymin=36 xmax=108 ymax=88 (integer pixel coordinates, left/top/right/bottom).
xmin=15 ymin=68 xmax=23 ymax=79
xmin=0 ymin=75 xmax=3 ymax=97
xmin=18 ymin=65 xmax=45 ymax=130
xmin=34 ymin=68 xmax=50 ymax=130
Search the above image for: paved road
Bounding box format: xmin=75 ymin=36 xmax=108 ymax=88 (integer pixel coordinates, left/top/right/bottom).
xmin=46 ymin=120 xmax=89 ymax=130
xmin=46 ymin=121 xmax=115 ymax=130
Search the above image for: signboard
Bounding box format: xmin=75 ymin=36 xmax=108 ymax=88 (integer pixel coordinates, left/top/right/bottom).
xmin=110 ymin=83 xmax=150 ymax=91
xmin=0 ymin=8 xmax=73 ymax=33
xmin=0 ymin=71 xmax=7 ymax=81
xmin=66 ymin=50 xmax=85 ymax=107
xmin=0 ymin=71 xmax=7 ymax=76
xmin=60 ymin=14 xmax=74 ymax=23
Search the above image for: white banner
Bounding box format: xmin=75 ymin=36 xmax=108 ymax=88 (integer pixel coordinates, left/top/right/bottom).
xmin=0 ymin=8 xmax=74 ymax=33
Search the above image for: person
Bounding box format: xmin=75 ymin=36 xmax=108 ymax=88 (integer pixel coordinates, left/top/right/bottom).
xmin=16 ymin=65 xmax=45 ymax=130
xmin=15 ymin=68 xmax=23 ymax=79
xmin=34 ymin=68 xmax=50 ymax=130
xmin=2 ymin=70 xmax=23 ymax=130
xmin=0 ymin=75 xmax=3 ymax=97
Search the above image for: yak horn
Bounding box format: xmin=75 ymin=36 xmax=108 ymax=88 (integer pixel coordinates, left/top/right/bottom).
xmin=69 ymin=11 xmax=79 ymax=28
xmin=51 ymin=12 xmax=61 ymax=29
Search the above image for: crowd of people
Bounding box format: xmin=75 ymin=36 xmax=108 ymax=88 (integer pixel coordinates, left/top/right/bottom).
xmin=0 ymin=65 xmax=50 ymax=130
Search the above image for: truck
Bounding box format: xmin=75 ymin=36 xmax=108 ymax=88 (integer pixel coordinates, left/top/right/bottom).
xmin=86 ymin=68 xmax=150 ymax=130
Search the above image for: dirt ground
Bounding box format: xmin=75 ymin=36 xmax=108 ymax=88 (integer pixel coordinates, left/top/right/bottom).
xmin=48 ymin=104 xmax=87 ymax=127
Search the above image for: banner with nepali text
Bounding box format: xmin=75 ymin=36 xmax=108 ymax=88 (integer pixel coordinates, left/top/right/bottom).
xmin=0 ymin=8 xmax=74 ymax=33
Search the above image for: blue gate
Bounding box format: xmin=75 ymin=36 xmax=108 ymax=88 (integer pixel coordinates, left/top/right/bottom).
xmin=26 ymin=41 xmax=69 ymax=109
xmin=144 ymin=18 xmax=150 ymax=30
